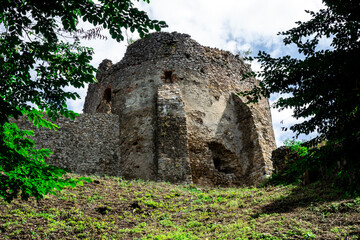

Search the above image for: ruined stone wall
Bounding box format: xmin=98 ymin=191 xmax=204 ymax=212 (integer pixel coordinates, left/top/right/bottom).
xmin=156 ymin=85 xmax=192 ymax=183
xmin=13 ymin=114 xmax=120 ymax=176
xmin=10 ymin=32 xmax=275 ymax=186
xmin=84 ymin=32 xmax=276 ymax=186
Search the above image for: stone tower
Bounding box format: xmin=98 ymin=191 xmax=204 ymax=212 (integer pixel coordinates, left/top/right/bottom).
xmin=84 ymin=32 xmax=276 ymax=186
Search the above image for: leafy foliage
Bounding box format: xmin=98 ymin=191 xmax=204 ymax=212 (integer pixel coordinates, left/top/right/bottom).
xmin=240 ymin=1 xmax=359 ymax=191
xmin=270 ymin=138 xmax=360 ymax=195
xmin=242 ymin=0 xmax=359 ymax=140
xmin=0 ymin=122 xmax=86 ymax=202
xmin=284 ymin=139 xmax=308 ymax=157
xmin=0 ymin=0 xmax=167 ymax=202
xmin=269 ymin=140 xmax=312 ymax=185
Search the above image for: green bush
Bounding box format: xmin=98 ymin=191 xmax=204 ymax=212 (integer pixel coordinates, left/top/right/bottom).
xmin=269 ymin=137 xmax=360 ymax=195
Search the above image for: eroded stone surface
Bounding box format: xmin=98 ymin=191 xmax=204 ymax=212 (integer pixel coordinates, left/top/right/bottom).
xmin=83 ymin=32 xmax=276 ymax=186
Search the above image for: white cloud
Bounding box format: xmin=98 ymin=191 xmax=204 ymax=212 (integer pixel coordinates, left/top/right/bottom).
xmin=66 ymin=0 xmax=325 ymax=146
xmin=140 ymin=0 xmax=323 ymax=50
xmin=269 ymin=94 xmax=319 ymax=146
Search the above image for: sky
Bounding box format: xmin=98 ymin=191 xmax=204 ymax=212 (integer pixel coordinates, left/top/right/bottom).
xmin=67 ymin=0 xmax=325 ymax=146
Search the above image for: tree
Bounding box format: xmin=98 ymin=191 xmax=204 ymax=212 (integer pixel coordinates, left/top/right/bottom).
xmin=0 ymin=0 xmax=167 ymax=202
xmin=241 ymin=0 xmax=360 ymax=189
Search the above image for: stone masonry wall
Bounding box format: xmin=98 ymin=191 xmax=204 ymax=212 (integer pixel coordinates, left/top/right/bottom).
xmin=11 ymin=32 xmax=276 ymax=187
xmin=13 ymin=114 xmax=120 ymax=176
xmin=84 ymin=32 xmax=276 ymax=186
xmin=156 ymin=85 xmax=192 ymax=183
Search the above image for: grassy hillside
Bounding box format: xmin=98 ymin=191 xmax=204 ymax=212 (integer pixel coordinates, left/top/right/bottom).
xmin=0 ymin=175 xmax=359 ymax=239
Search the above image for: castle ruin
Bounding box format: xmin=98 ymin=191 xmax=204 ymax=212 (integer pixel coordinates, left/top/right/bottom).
xmin=18 ymin=32 xmax=276 ymax=186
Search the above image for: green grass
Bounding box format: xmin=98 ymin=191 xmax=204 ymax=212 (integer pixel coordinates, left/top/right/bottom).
xmin=0 ymin=174 xmax=359 ymax=239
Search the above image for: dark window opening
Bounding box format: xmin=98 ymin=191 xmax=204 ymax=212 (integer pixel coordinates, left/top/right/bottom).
xmin=213 ymin=157 xmax=222 ymax=171
xmin=162 ymin=70 xmax=178 ymax=83
xmin=103 ymin=87 xmax=111 ymax=103
xmin=164 ymin=71 xmax=173 ymax=83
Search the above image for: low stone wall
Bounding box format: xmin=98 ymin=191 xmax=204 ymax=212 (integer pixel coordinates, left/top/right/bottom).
xmin=13 ymin=114 xmax=120 ymax=176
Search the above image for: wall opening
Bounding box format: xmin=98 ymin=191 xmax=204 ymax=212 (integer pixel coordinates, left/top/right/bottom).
xmin=103 ymin=87 xmax=112 ymax=103
xmin=96 ymin=87 xmax=112 ymax=113
xmin=212 ymin=157 xmax=223 ymax=172
xmin=164 ymin=71 xmax=173 ymax=82
xmin=162 ymin=70 xmax=178 ymax=83
xmin=208 ymin=141 xmax=239 ymax=174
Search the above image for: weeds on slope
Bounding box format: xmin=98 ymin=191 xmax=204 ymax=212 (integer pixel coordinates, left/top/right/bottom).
xmin=0 ymin=174 xmax=359 ymax=239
